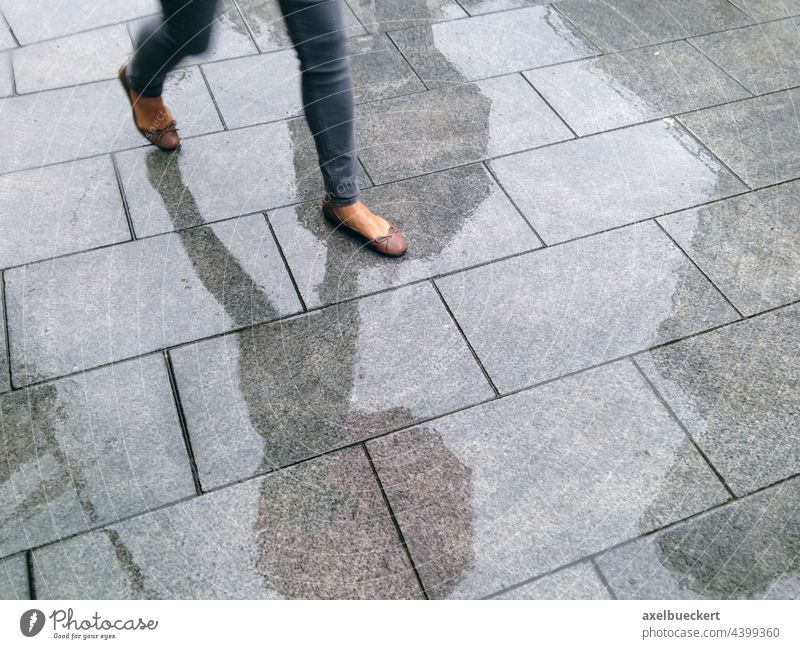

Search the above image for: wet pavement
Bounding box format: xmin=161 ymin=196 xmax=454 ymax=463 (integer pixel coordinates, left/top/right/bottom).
xmin=0 ymin=0 xmax=797 ymax=600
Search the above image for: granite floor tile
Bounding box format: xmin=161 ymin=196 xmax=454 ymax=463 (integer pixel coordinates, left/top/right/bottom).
xmin=269 ymin=164 xmax=541 ymax=308
xmin=636 ymin=305 xmax=800 ymax=496
xmin=115 ymin=119 xmax=368 ymax=238
xmin=730 ymin=0 xmax=800 ymax=21
xmin=459 ymin=0 xmax=548 ymax=15
xmin=0 ymin=295 xmax=8 ymax=394
xmin=389 ymin=6 xmax=598 ymax=87
xmin=597 ymin=477 xmax=800 ymax=599
xmin=690 ymin=18 xmax=800 ymax=95
xmin=368 ymin=361 xmax=729 ymax=599
xmin=658 ymin=182 xmax=800 ymax=315
xmin=346 ymin=0 xmax=467 ymax=32
xmin=33 ymin=447 xmax=423 ymax=599
xmin=202 ymin=49 xmax=305 ymax=128
xmin=0 ymin=14 xmax=15 ymax=50
xmin=347 ymin=32 xmax=426 ymax=100
xmin=0 ymin=356 xmax=194 ymax=557
xmin=0 ymin=67 xmax=222 ymax=176
xmin=436 ymin=221 xmax=739 ymax=393
xmin=357 ymin=74 xmax=573 ymax=184
xmin=11 ymin=24 xmax=132 ymax=94
xmin=525 ymin=40 xmax=750 ymax=136
xmin=0 ymin=157 xmax=129 ymax=269
xmin=0 ymin=0 xmax=159 ymax=45
xmin=0 ymin=51 xmax=12 ymax=96
xmin=5 ymin=213 xmax=302 ymax=385
xmin=489 ymin=120 xmax=746 ymax=244
xmin=554 ymin=0 xmax=753 ymax=52
xmin=0 ymin=554 xmax=28 ymax=599
xmin=127 ymin=0 xmax=257 ymax=66
xmin=493 ymin=562 xmax=611 ymax=600
xmin=235 ymin=0 xmax=364 ymax=52
xmin=679 ymin=88 xmax=800 ymax=189
xmin=202 ymin=33 xmax=424 ymax=129
xmin=170 ymin=282 xmax=494 ymax=488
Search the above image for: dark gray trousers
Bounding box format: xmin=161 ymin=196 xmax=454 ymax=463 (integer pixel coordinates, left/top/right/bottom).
xmin=127 ymin=0 xmax=358 ymax=205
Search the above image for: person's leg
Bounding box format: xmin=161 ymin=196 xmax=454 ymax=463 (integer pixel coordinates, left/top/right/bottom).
xmin=127 ymin=0 xmax=218 ymax=96
xmin=119 ymin=0 xmax=217 ymax=149
xmin=279 ymin=0 xmax=405 ymax=253
xmin=278 ymin=0 xmax=358 ymax=205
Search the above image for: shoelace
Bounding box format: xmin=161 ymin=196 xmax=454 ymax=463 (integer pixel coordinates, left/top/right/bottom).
xmin=372 ymin=225 xmax=397 ymax=243
xmin=146 ymin=120 xmax=179 ymax=141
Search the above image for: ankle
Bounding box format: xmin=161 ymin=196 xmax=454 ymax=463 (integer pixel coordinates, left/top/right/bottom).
xmin=328 ymin=200 xmax=365 ymax=217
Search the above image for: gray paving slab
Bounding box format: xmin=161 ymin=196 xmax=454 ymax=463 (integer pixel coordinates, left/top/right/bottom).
xmin=0 ymin=0 xmax=159 ymax=45
xmin=525 ymin=40 xmax=750 ymax=136
xmin=730 ymin=0 xmax=800 ymax=21
xmin=680 ymin=88 xmax=800 ymax=189
xmin=114 ymin=119 xmax=369 ymax=238
xmin=636 ymin=305 xmax=800 ymax=496
xmin=0 ymin=67 xmax=222 ymax=176
xmin=389 ymin=6 xmax=598 ymax=87
xmin=459 ymin=0 xmax=548 ymax=15
xmin=690 ymin=18 xmax=800 ymax=95
xmin=5 ymin=213 xmax=302 ymax=386
xmin=0 ymin=554 xmax=29 ymax=599
xmin=11 ymin=23 xmax=132 ymax=94
xmin=202 ymin=33 xmax=424 ymax=129
xmin=554 ymin=0 xmax=753 ymax=53
xmin=368 ymin=361 xmax=730 ymax=599
xmin=202 ymin=49 xmax=303 ymax=127
xmin=33 ymin=446 xmax=423 ymax=599
xmin=346 ymin=0 xmax=467 ymax=32
xmin=269 ymin=164 xmax=541 ymax=308
xmin=0 ymin=355 xmax=194 ymax=557
xmin=170 ymin=282 xmax=494 ymax=489
xmin=0 ymin=14 xmax=15 ymax=50
xmin=0 ymin=156 xmax=129 ymax=269
xmin=658 ymin=181 xmax=800 ymax=316
xmin=435 ymin=221 xmax=740 ymax=393
xmin=597 ymin=477 xmax=800 ymax=599
xmin=127 ymin=0 xmax=257 ymax=66
xmin=493 ymin=562 xmax=611 ymax=600
xmin=356 ymin=74 xmax=573 ymax=184
xmin=489 ymin=119 xmax=746 ymax=245
xmin=0 ymin=50 xmax=12 ymax=96
xmin=346 ymin=32 xmax=427 ymax=100
xmin=235 ymin=0 xmax=365 ymax=52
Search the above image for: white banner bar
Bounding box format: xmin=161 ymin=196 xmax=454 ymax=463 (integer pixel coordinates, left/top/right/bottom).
xmin=2 ymin=600 xmax=798 ymax=648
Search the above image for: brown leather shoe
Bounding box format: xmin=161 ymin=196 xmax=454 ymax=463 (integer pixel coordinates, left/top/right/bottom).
xmin=322 ymin=200 xmax=408 ymax=257
xmin=118 ymin=65 xmax=180 ymax=151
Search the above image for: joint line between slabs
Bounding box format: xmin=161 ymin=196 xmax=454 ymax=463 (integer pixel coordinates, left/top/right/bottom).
xmin=110 ymin=152 xmax=137 ymax=241
xmin=26 ymin=550 xmax=36 ymax=600
xmin=654 ymin=219 xmax=745 ymax=320
xmin=164 ymin=350 xmax=204 ymax=496
xmin=429 ymin=278 xmax=501 ymax=398
xmin=591 ymin=557 xmax=617 ymax=599
xmin=363 ymin=443 xmax=429 ymax=600
xmin=264 ymin=212 xmax=308 ymax=312
xmin=0 ymin=272 xmax=12 ymax=391
xmin=631 ymin=356 xmax=737 ymax=500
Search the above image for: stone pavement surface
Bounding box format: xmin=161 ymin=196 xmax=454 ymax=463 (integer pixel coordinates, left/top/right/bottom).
xmin=0 ymin=0 xmax=798 ymax=600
